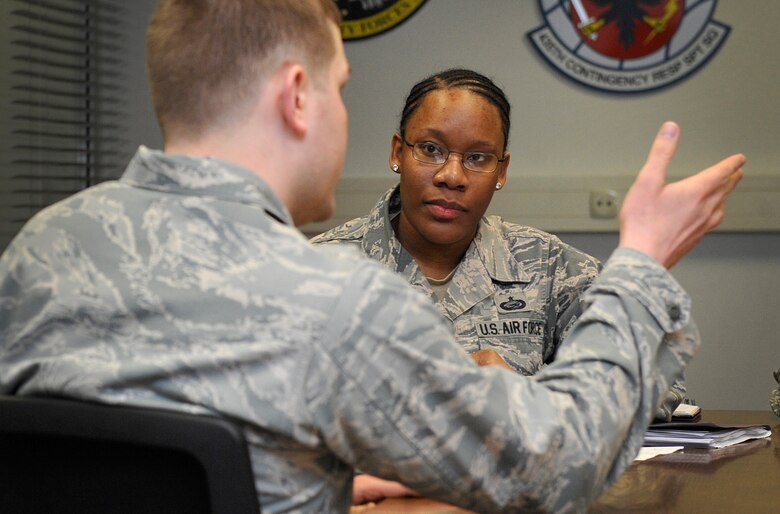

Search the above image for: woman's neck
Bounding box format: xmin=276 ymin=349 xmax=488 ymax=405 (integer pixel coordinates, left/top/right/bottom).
xmin=393 ymin=214 xmax=473 ymax=280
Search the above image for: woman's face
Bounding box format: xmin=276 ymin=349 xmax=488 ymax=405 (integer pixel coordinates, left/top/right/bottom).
xmin=390 ymin=88 xmax=509 ymax=251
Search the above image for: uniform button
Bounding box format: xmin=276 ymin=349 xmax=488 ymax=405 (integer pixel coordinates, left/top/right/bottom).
xmin=668 ymin=304 xmax=681 ymax=321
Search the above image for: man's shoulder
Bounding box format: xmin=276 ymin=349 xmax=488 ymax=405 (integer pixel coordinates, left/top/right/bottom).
xmin=303 ymin=239 xmax=437 ymax=329
xmin=306 ymin=238 xmax=402 ymax=289
xmin=9 ymin=181 xmax=124 ymax=236
xmin=310 ymin=215 xmax=371 ymax=245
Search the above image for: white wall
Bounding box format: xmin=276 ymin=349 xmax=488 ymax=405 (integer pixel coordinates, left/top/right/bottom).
xmin=336 ymin=0 xmax=780 ymax=183
xmin=106 ymin=0 xmax=780 ymax=411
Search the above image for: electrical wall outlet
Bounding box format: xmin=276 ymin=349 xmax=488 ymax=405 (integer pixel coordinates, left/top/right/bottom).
xmin=589 ymin=189 xmax=619 ymax=219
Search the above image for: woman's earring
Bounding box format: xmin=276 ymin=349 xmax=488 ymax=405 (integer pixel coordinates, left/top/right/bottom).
xmin=392 ymin=164 xmax=400 ymax=173
xmin=495 ymin=183 xmax=502 ymax=190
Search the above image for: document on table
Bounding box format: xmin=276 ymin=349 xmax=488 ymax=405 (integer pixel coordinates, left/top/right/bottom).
xmin=643 ymin=422 xmax=772 ymax=449
xmin=635 ymin=446 xmax=683 ymax=461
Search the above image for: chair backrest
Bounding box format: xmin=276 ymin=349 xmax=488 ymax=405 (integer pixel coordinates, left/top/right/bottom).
xmin=0 ymin=395 xmax=260 ymax=514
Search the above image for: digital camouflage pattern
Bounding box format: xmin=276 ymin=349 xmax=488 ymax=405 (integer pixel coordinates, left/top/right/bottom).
xmin=0 ymin=148 xmax=697 ymax=513
xmin=312 ymin=186 xmax=686 ymax=421
xmin=312 ymin=187 xmax=602 ymax=376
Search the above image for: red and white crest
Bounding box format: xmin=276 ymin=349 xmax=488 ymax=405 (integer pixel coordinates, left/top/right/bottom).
xmin=528 ymin=0 xmax=730 ymax=93
xmin=572 ymin=0 xmax=685 ymax=59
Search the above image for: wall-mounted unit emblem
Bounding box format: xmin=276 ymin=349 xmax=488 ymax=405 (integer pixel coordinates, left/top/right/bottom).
xmin=336 ymin=0 xmax=427 ymax=41
xmin=527 ymin=0 xmax=730 ymax=94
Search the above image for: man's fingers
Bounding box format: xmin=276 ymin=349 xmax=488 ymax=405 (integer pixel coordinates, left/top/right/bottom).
xmin=698 ymin=158 xmax=744 ymax=210
xmin=724 ymin=164 xmax=745 ymax=192
xmin=620 ymin=122 xmax=745 ymax=269
xmin=719 ymin=167 xmax=744 ymax=199
xmin=704 ymin=154 xmax=746 ymax=187
xmin=637 ymin=121 xmax=681 ymax=188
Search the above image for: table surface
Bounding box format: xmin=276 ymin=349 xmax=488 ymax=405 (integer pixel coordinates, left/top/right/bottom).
xmin=353 ymin=410 xmax=780 ymax=514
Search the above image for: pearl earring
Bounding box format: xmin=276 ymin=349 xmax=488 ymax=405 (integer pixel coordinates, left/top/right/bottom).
xmin=495 ymin=183 xmax=502 ymax=190
xmin=392 ymin=164 xmax=399 ymax=173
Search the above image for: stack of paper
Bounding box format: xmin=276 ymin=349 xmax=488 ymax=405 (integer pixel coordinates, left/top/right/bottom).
xmin=652 ymin=436 xmax=771 ymax=464
xmin=643 ymin=422 xmax=771 ymax=449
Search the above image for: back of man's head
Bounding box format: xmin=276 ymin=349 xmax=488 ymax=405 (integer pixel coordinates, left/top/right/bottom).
xmin=147 ymin=0 xmax=341 ymax=144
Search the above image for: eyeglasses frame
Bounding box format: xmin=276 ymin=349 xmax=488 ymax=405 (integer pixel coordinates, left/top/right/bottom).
xmin=400 ymin=137 xmax=507 ymax=174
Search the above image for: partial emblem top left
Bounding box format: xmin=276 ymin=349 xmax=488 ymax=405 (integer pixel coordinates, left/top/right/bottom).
xmin=335 ymin=0 xmax=428 ymax=41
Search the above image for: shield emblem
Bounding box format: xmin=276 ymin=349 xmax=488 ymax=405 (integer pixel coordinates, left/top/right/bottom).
xmin=527 ymin=0 xmax=730 ymax=93
xmin=571 ymin=0 xmax=685 ymax=59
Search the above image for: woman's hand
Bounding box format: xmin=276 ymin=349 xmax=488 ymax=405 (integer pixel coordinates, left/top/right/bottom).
xmin=352 ymin=474 xmax=420 ymax=505
xmin=470 ymin=348 xmax=513 ymax=371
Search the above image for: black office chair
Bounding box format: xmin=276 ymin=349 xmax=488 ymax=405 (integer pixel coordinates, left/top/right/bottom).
xmin=0 ymin=395 xmax=261 ymax=514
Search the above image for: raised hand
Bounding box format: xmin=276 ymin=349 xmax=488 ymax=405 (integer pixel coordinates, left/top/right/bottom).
xmin=618 ymin=122 xmax=745 ymax=268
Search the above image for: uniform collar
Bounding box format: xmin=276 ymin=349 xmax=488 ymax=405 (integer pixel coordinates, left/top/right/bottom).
xmin=360 ymin=185 xmax=410 ymax=274
xmin=473 ymin=217 xmax=533 ymax=284
xmin=120 ymin=146 xmax=294 ymax=226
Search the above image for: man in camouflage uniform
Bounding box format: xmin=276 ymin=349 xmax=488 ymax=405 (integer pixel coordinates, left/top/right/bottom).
xmin=0 ymin=0 xmax=744 ymax=513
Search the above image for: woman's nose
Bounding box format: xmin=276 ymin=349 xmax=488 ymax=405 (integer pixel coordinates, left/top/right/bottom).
xmin=433 ymin=152 xmax=468 ymax=189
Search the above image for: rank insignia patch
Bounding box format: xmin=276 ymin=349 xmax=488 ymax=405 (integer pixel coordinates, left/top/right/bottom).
xmin=527 ymin=0 xmax=731 ymax=94
xmin=335 ymin=0 xmax=428 ymax=41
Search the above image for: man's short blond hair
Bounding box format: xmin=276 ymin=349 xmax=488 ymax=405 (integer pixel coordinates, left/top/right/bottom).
xmin=147 ymin=0 xmax=341 ymax=142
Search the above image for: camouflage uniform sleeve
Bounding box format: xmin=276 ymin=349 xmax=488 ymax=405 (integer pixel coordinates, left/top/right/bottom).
xmin=549 ymin=240 xmax=601 ymax=362
xmin=551 ymin=240 xmax=687 ymax=422
xmin=305 ymin=247 xmax=697 ymax=513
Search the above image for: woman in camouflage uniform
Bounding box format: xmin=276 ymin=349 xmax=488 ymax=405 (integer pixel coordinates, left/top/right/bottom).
xmin=312 ymin=68 xmax=684 ymax=420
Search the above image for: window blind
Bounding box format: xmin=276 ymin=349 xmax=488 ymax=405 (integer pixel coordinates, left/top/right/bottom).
xmin=0 ymin=0 xmax=124 ymax=250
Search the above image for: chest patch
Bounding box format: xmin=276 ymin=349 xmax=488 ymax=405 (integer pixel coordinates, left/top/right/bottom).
xmin=495 ymin=290 xmax=531 ymax=314
xmin=476 ymin=319 xmax=545 ymax=338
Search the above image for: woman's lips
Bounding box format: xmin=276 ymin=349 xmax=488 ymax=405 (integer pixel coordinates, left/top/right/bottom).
xmin=426 ymin=200 xmax=466 ymax=220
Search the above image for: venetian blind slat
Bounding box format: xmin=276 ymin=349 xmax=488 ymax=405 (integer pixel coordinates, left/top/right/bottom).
xmin=1 ymin=0 xmax=125 ymax=249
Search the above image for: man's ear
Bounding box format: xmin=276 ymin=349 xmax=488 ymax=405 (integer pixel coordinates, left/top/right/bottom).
xmin=278 ymin=63 xmax=308 ymax=137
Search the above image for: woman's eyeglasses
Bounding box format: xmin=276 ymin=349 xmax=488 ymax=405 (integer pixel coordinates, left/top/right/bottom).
xmin=402 ymin=138 xmax=505 ymax=173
